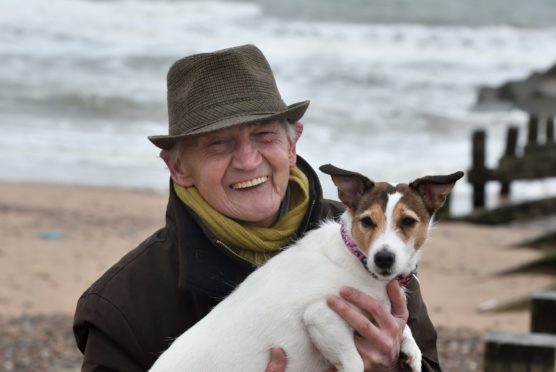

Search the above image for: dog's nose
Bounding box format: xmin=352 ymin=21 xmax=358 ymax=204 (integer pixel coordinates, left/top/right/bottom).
xmin=374 ymin=249 xmax=395 ymax=270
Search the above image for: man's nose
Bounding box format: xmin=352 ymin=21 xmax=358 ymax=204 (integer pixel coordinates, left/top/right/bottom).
xmin=232 ymin=140 xmax=261 ymax=169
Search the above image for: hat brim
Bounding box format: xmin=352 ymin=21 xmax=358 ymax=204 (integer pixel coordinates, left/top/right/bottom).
xmin=148 ymin=100 xmax=310 ymax=150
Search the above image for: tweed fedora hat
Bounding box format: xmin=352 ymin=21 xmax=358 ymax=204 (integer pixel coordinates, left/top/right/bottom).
xmin=148 ymin=44 xmax=310 ymax=149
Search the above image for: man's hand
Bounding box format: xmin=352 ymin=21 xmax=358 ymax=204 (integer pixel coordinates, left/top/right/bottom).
xmin=327 ymin=280 xmax=408 ymax=371
xmin=266 ymin=348 xmax=287 ymax=372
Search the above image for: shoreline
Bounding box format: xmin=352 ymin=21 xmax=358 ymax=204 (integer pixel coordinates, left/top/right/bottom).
xmin=1 ymin=181 xmax=553 ymax=333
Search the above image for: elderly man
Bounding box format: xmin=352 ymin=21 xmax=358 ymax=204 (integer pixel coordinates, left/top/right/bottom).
xmin=73 ymin=44 xmax=440 ymax=371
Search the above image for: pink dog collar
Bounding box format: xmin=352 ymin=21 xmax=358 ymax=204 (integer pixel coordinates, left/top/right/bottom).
xmin=340 ymin=221 xmax=414 ymax=287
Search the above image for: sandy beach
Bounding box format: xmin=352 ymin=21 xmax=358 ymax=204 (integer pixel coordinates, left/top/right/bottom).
xmin=1 ymin=181 xmax=555 ymax=370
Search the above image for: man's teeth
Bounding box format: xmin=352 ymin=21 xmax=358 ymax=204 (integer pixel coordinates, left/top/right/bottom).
xmin=231 ymin=176 xmax=268 ymax=190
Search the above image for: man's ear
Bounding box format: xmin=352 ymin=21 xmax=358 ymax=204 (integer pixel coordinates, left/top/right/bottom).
xmin=288 ymin=121 xmax=303 ymax=167
xmin=160 ymin=150 xmax=194 ymax=187
xmin=293 ymin=121 xmax=304 ymax=141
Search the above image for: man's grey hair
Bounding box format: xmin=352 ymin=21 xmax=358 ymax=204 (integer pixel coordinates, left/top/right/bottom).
xmin=164 ymin=119 xmax=296 ymax=165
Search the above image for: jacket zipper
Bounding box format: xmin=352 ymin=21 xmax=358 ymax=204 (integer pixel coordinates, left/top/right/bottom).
xmin=299 ymin=199 xmax=317 ymax=236
xmin=215 ymin=239 xmax=246 ymax=262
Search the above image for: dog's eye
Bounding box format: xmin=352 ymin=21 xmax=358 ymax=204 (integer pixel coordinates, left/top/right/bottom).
xmin=400 ymin=217 xmax=417 ymax=228
xmin=360 ymin=217 xmax=375 ymax=229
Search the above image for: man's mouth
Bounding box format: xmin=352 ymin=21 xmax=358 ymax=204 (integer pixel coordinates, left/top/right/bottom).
xmin=230 ymin=176 xmax=269 ymax=190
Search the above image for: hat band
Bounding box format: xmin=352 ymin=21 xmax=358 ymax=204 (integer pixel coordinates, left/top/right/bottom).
xmin=169 ymin=98 xmax=288 ymax=136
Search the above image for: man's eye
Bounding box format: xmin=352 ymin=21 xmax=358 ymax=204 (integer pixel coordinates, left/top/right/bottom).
xmin=205 ymin=139 xmax=232 ymax=153
xmin=255 ymin=131 xmax=276 ymax=140
xmin=207 ymin=138 xmax=231 ymax=146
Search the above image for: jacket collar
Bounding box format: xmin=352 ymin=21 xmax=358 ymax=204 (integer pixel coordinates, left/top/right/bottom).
xmin=164 ymin=156 xmax=324 ymax=301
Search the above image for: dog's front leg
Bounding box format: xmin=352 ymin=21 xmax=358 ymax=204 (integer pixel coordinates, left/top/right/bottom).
xmin=400 ymin=325 xmax=422 ymax=372
xmin=303 ymin=302 xmax=364 ymax=372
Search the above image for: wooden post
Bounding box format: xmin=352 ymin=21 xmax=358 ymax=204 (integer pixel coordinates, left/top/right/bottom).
xmin=472 ymin=130 xmax=486 ymax=208
xmin=504 ymin=126 xmax=519 ymax=157
xmin=484 ymin=331 xmax=556 ymax=371
xmin=531 ymin=291 xmax=556 ymax=335
xmin=528 ymin=114 xmax=539 ymax=145
xmin=500 ymin=126 xmax=518 ymax=199
xmin=546 ymin=116 xmax=554 ymax=143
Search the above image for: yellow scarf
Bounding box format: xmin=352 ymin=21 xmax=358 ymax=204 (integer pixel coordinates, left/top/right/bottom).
xmin=174 ymin=166 xmax=310 ymax=267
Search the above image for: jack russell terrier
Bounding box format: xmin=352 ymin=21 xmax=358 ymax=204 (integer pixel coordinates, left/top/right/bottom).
xmin=150 ymin=164 xmax=463 ymax=372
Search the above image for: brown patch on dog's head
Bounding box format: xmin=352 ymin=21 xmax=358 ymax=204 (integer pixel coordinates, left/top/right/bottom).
xmin=395 ymin=170 xmax=464 ymax=249
xmin=394 ymin=183 xmax=433 ymax=250
xmin=350 ymin=182 xmax=395 ymax=255
xmin=351 ymin=182 xmax=433 ymax=254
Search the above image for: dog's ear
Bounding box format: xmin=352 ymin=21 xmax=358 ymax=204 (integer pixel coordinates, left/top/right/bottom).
xmin=410 ymin=171 xmax=464 ymax=214
xmin=319 ymin=164 xmax=374 ymax=209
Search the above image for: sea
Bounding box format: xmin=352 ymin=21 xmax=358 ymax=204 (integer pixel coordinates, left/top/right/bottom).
xmin=2 ymin=0 xmax=556 ymax=215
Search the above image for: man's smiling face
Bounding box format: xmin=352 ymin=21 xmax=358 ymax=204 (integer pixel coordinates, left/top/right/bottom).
xmin=175 ymin=120 xmax=297 ymax=227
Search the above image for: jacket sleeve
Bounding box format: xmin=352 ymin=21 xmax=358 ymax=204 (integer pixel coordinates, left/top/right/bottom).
xmin=80 ymin=326 xmax=145 ymax=372
xmin=73 ymin=293 xmax=149 ymax=372
xmin=405 ymin=278 xmax=442 ymax=371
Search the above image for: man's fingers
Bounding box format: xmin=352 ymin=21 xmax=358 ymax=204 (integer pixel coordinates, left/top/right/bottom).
xmin=328 ymin=287 xmax=407 ymax=370
xmin=337 ymin=286 xmax=393 ymax=328
xmin=266 ymin=347 xmax=287 ymax=372
xmin=387 ymin=280 xmax=408 ymax=321
xmin=327 ymin=295 xmax=380 ymax=340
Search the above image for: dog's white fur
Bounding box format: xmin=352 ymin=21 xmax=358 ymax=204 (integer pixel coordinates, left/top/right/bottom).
xmin=150 ymin=187 xmax=431 ymax=372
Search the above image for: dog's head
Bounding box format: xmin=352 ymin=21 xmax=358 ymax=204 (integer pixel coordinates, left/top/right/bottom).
xmin=320 ymin=164 xmax=463 ymax=280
